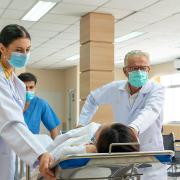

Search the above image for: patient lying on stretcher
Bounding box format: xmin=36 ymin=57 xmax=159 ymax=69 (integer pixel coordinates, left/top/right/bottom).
xmin=22 ymin=123 xmax=139 ymax=180
xmin=45 ymin=122 xmax=139 ymax=162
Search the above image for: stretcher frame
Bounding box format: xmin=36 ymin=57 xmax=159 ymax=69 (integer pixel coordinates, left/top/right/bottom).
xmin=38 ymin=150 xmax=174 ymax=180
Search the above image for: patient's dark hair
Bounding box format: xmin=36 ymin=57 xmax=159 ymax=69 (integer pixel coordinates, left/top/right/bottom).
xmin=96 ymin=123 xmax=139 ymax=153
xmin=18 ymin=72 xmax=37 ymax=84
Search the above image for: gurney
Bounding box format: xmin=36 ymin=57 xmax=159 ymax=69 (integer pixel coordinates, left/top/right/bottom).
xmin=37 ymin=147 xmax=174 ymax=180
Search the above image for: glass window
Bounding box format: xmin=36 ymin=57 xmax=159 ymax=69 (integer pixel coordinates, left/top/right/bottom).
xmin=160 ymin=73 xmax=180 ymax=124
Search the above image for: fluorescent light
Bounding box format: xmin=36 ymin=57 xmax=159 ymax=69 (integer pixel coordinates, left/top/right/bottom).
xmin=66 ymin=54 xmax=80 ymax=61
xmin=22 ymin=1 xmax=56 ymax=21
xmin=115 ymin=32 xmax=145 ymax=43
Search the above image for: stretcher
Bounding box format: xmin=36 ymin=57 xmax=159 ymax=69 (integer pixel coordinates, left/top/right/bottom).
xmin=37 ymin=149 xmax=174 ymax=180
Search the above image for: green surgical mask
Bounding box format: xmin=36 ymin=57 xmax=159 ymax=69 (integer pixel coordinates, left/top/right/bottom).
xmin=128 ymin=70 xmax=148 ymax=88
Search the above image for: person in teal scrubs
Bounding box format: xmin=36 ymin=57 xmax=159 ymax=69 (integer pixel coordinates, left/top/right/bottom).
xmin=18 ymin=72 xmax=61 ymax=139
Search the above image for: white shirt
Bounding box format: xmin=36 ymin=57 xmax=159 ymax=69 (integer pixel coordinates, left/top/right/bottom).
xmin=79 ymin=80 xmax=165 ymax=151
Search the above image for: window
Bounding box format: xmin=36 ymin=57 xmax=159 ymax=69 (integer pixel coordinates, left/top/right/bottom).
xmin=160 ymin=73 xmax=180 ymax=124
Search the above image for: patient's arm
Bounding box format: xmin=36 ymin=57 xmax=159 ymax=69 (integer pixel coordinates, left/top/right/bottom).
xmin=86 ymin=144 xmax=97 ymax=153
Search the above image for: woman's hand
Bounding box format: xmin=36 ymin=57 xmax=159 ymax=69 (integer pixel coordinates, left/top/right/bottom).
xmin=39 ymin=152 xmax=56 ymax=180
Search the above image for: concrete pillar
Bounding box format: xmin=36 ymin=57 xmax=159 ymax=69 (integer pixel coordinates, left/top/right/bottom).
xmin=80 ymin=12 xmax=114 ymax=123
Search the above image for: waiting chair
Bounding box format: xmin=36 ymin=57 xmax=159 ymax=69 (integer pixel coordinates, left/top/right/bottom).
xmin=163 ymin=133 xmax=180 ymax=177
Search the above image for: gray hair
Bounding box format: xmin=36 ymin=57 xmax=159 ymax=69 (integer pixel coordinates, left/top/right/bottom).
xmin=124 ymin=50 xmax=150 ymax=66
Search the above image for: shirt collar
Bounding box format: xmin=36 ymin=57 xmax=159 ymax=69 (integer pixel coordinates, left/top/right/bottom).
xmin=118 ymin=80 xmax=152 ymax=94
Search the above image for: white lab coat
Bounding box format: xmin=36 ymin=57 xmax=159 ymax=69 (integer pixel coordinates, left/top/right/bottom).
xmin=0 ymin=64 xmax=46 ymax=180
xmin=79 ymin=80 xmax=167 ymax=180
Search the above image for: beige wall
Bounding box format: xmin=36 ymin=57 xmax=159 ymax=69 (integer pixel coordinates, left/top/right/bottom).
xmin=26 ymin=68 xmax=65 ymax=92
xmin=26 ymin=68 xmax=66 ymax=130
xmin=64 ymin=66 xmax=79 ymax=129
xmin=24 ymin=67 xmax=79 ymax=131
xmin=149 ymin=61 xmax=176 ymax=78
xmin=114 ymin=67 xmax=126 ymax=80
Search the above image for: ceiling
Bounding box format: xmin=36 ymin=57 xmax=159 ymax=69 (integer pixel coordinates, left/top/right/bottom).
xmin=0 ymin=0 xmax=180 ymax=69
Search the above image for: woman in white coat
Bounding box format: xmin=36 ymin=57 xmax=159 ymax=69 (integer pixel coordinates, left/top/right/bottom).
xmin=0 ymin=24 xmax=55 ymax=180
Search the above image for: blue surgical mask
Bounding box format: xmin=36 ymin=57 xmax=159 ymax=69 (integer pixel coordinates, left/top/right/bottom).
xmin=9 ymin=52 xmax=30 ymax=68
xmin=128 ymin=70 xmax=148 ymax=88
xmin=26 ymin=91 xmax=35 ymax=102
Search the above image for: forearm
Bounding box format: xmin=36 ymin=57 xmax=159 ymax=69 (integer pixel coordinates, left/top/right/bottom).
xmin=1 ymin=122 xmax=46 ymax=165
xmin=79 ymin=94 xmax=99 ymax=126
xmin=50 ymin=127 xmax=59 ymax=139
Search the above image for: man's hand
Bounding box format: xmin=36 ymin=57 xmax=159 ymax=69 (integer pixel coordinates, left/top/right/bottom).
xmin=39 ymin=152 xmax=56 ymax=180
xmin=129 ymin=127 xmax=139 ymax=141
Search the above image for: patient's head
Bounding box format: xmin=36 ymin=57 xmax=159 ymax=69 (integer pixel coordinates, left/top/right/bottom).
xmin=95 ymin=123 xmax=139 ymax=153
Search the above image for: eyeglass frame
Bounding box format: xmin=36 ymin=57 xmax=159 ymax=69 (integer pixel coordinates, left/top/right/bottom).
xmin=124 ymin=65 xmax=150 ymax=72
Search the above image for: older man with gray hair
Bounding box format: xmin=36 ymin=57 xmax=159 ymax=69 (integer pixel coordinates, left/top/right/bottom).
xmin=79 ymin=50 xmax=167 ymax=180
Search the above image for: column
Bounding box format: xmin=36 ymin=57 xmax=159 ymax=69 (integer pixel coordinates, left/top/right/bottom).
xmin=80 ymin=12 xmax=114 ymax=124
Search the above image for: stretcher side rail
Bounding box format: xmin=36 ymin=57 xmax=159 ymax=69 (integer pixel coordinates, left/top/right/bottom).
xmin=42 ymin=150 xmax=174 ymax=180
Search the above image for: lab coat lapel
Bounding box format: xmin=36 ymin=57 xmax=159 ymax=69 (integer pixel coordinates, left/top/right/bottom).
xmin=13 ymin=72 xmax=26 ymax=106
xmin=130 ymin=81 xmax=152 ymax=112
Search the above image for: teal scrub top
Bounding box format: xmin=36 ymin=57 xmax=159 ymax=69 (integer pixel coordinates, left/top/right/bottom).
xmin=24 ymin=96 xmax=61 ymax=134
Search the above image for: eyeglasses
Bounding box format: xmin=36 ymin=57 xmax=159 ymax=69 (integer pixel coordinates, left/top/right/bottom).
xmin=125 ymin=66 xmax=150 ymax=72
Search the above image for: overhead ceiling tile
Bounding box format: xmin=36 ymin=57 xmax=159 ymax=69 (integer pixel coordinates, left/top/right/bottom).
xmin=40 ymin=13 xmax=79 ymax=24
xmin=122 ymin=11 xmax=169 ymax=24
xmin=31 ymin=47 xmax=56 ymax=56
xmin=48 ymin=52 xmax=67 ymax=59
xmin=0 ymin=8 xmax=5 ymax=15
xmin=49 ymin=60 xmax=78 ymax=69
xmin=0 ymin=18 xmax=35 ymax=29
xmin=103 ymin=0 xmax=158 ymax=11
xmin=62 ymin=0 xmax=108 ymax=6
xmin=115 ymin=20 xmax=147 ymax=32
xmin=50 ymin=3 xmax=97 ymax=16
xmin=2 ymin=9 xmax=26 ymax=19
xmin=65 ymin=22 xmax=80 ymax=33
xmin=55 ymin=32 xmax=79 ymax=40
xmin=0 ymin=0 xmax=12 ymax=8
xmin=140 ymin=14 xmax=180 ymax=34
xmin=8 ymin=0 xmax=37 ymax=10
xmin=29 ymin=29 xmax=58 ymax=38
xmin=46 ymin=38 xmax=77 ymax=46
xmin=95 ymin=7 xmax=133 ymax=20
xmin=144 ymin=0 xmax=180 ymax=15
xmin=30 ymin=22 xmax=69 ymax=32
xmin=28 ymin=55 xmax=45 ymax=64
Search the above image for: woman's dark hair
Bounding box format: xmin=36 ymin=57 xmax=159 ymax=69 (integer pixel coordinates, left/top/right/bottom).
xmin=96 ymin=123 xmax=139 ymax=153
xmin=0 ymin=24 xmax=31 ymax=48
xmin=18 ymin=72 xmax=37 ymax=84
